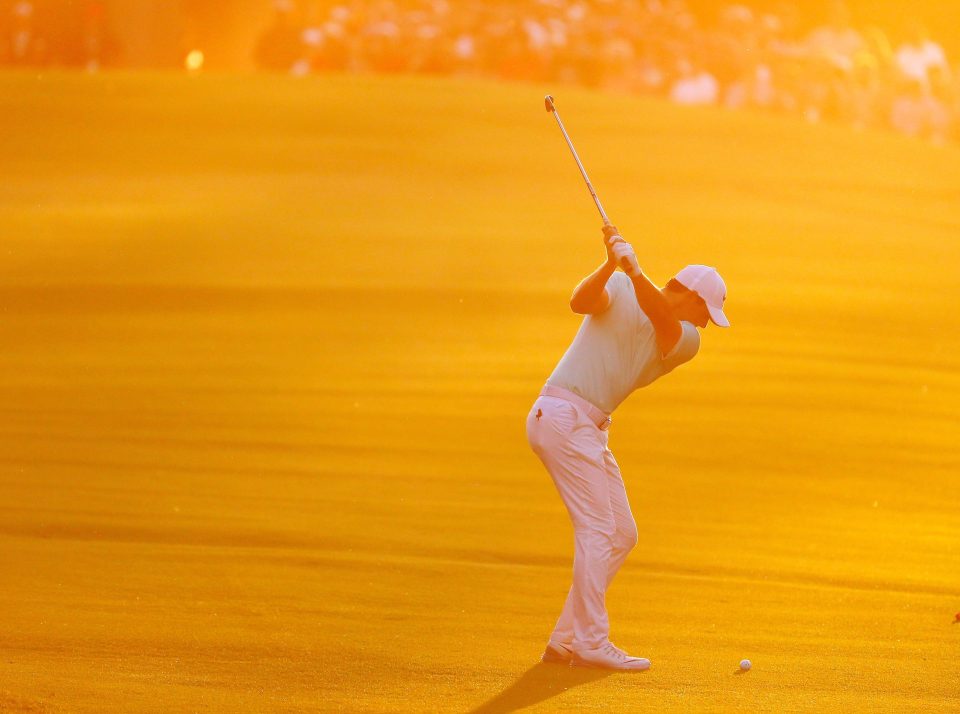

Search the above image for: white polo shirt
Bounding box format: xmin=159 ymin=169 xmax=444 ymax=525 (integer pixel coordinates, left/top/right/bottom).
xmin=546 ymin=272 xmax=700 ymax=414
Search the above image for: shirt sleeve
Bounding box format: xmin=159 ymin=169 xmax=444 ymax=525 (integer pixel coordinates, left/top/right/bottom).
xmin=605 ymin=272 xmax=632 ymax=308
xmin=662 ymin=321 xmax=700 ymax=368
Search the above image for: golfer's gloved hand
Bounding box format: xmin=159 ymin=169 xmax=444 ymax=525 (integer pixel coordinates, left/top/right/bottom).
xmin=604 ymin=231 xmax=641 ymax=277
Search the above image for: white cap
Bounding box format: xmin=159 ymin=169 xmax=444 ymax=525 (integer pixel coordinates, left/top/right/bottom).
xmin=675 ymin=265 xmax=730 ymax=327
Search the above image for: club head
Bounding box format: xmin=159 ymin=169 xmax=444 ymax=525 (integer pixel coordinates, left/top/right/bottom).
xmin=544 ymin=95 xmax=555 ymax=113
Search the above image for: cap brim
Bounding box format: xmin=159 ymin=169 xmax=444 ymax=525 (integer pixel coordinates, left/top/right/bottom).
xmin=708 ymin=304 xmax=730 ymax=328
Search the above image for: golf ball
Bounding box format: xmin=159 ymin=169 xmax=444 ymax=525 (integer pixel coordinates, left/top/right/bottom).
xmin=739 ymin=659 xmax=752 ymax=671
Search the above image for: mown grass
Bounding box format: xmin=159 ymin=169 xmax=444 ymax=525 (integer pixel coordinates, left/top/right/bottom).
xmin=0 ymin=71 xmax=958 ymax=712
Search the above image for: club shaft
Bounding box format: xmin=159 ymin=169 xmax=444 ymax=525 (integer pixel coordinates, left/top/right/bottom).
xmin=549 ymin=107 xmax=610 ymax=224
xmin=547 ymin=98 xmax=631 ymax=272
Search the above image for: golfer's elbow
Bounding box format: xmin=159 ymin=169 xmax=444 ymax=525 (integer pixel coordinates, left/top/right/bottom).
xmin=570 ymin=289 xmax=607 ymax=315
xmin=569 ymin=282 xmax=584 ymax=312
xmin=569 ymin=285 xmax=592 ymax=314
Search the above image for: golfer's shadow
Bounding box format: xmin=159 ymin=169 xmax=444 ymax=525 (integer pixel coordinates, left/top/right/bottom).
xmin=467 ymin=662 xmax=612 ymax=714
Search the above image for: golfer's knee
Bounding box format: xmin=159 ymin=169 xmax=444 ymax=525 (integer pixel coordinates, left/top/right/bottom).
xmin=617 ymin=520 xmax=638 ymax=552
xmin=576 ymin=520 xmax=617 ymax=550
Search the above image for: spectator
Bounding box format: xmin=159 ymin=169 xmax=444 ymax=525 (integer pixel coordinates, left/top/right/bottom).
xmin=254 ymin=0 xmax=302 ymax=72
xmin=707 ymin=3 xmax=757 ymax=107
xmin=237 ymin=0 xmax=959 ymax=145
xmin=890 ymin=77 xmax=929 ymax=139
xmin=895 ymin=20 xmax=950 ymax=91
xmin=291 ymin=0 xmax=326 ymax=77
xmin=634 ymin=42 xmax=668 ymax=95
xmin=670 ymin=57 xmax=719 ymax=106
xmin=362 ymin=1 xmax=406 ymax=73
xmin=926 ymin=64 xmax=955 ymax=144
xmin=79 ymin=1 xmax=120 ymax=72
xmin=805 ymin=0 xmax=863 ymax=73
xmin=2 ymin=1 xmax=45 ymax=66
xmin=800 ymin=2 xmax=865 ymax=123
xmin=447 ymin=13 xmax=480 ymax=77
xmin=847 ymin=51 xmax=884 ymax=130
xmin=724 ymin=63 xmax=777 ymax=112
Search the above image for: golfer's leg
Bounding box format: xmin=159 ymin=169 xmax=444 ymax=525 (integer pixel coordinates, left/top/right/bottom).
xmin=527 ymin=398 xmax=616 ymax=651
xmin=553 ymin=446 xmax=637 ymax=646
xmin=547 ymin=473 xmax=615 ymax=650
xmin=569 ymin=503 xmax=616 ymax=650
xmin=602 ymin=446 xmax=639 ymax=586
xmin=528 ymin=397 xmax=579 ymax=646
xmin=550 ymin=585 xmax=576 ymax=647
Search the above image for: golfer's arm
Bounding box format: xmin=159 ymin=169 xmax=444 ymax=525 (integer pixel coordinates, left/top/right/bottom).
xmin=570 ymin=260 xmax=616 ymax=314
xmin=628 ymin=273 xmax=682 ymax=355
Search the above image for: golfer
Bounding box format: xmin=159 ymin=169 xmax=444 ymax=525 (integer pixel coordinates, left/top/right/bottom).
xmin=527 ymin=225 xmax=729 ymax=671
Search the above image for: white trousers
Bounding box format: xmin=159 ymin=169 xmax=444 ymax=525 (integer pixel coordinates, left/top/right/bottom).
xmin=526 ymin=387 xmax=638 ymax=651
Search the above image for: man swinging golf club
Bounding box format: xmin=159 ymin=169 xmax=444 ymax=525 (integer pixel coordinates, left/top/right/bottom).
xmin=527 ymin=226 xmax=729 ymax=671
xmin=530 ymin=95 xmax=729 ymax=671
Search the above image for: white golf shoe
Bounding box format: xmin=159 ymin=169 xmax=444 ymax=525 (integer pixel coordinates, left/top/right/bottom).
xmin=571 ymin=642 xmax=651 ymax=671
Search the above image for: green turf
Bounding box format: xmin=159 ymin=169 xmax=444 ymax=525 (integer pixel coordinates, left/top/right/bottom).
xmin=0 ymin=70 xmax=958 ymax=712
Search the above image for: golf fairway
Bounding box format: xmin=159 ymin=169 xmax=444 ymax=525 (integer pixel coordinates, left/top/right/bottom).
xmin=1 ymin=72 xmax=959 ymax=712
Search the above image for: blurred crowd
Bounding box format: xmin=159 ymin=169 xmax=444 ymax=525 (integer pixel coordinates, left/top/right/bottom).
xmin=255 ymin=0 xmax=959 ymax=144
xmin=2 ymin=0 xmax=956 ymax=145
xmin=0 ymin=1 xmax=119 ymax=71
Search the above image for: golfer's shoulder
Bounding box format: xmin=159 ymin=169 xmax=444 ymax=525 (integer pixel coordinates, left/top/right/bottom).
xmin=607 ymin=271 xmax=632 ymax=300
xmin=603 ymin=271 xmax=638 ymax=315
xmin=582 ymin=273 xmax=631 ymax=316
xmin=663 ymin=321 xmax=700 ymax=365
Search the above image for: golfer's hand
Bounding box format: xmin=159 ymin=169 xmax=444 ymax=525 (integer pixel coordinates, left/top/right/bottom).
xmin=603 ymin=227 xmax=641 ymax=277
xmin=602 ymin=224 xmax=622 ymax=266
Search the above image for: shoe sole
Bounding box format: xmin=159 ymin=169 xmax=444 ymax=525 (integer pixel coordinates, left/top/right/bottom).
xmin=541 ymin=647 xmax=573 ymax=664
xmin=571 ymin=655 xmax=651 ymax=671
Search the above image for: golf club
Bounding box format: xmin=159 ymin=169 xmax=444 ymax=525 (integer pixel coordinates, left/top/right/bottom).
xmin=545 ymin=94 xmax=631 ymax=271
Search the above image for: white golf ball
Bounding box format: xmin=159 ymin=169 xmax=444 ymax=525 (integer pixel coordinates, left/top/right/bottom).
xmin=739 ymin=659 xmax=752 ymax=671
